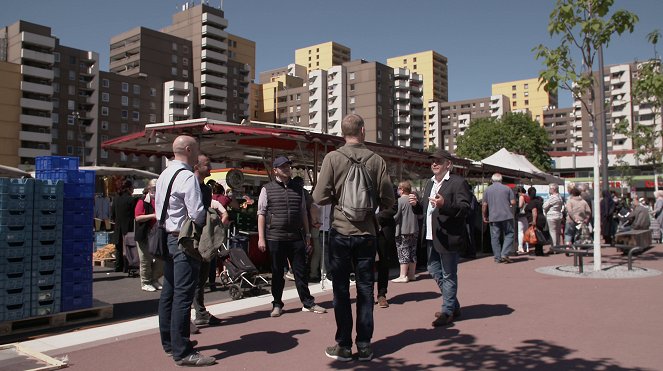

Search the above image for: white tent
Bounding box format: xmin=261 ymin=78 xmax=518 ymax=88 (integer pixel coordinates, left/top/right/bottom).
xmin=482 ymin=148 xmax=563 ymax=185
xmin=0 ymin=164 xmax=31 ymax=178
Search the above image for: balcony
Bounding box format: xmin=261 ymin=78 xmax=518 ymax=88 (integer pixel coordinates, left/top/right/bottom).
xmin=200 ymin=98 xmax=227 ymax=110
xmin=201 ymin=61 xmax=228 ymax=75
xmin=20 ymin=81 xmax=53 ymax=95
xmin=20 ymin=114 xmax=51 ymax=127
xmin=201 ymin=25 xmax=228 ymax=40
xmin=21 ymin=65 xmax=53 ymax=80
xmin=395 ymin=103 xmax=410 ymax=112
xmin=201 ymin=49 xmax=228 ymax=63
xmin=18 ymin=147 xmax=51 ymax=158
xmin=21 ymin=32 xmax=55 ymax=49
xmin=202 ymin=37 xmax=228 ymax=52
xmin=170 ymin=94 xmax=191 ymax=104
xmin=21 ymin=97 xmax=52 ymax=112
xmin=395 ymin=116 xmax=411 ymax=126
xmin=19 ymin=130 xmax=51 ymax=143
xmin=410 ymin=85 xmax=423 ymax=94
xmin=202 ymin=12 xmax=228 ymax=29
xmin=200 ymin=86 xmax=227 ymax=99
xmin=411 ymin=108 xmax=424 ymax=116
xmin=21 ymin=49 xmax=54 ymax=65
xmin=201 ymin=74 xmax=227 ymax=86
xmin=394 ymin=80 xmax=409 ymax=90
xmin=395 ymin=91 xmax=410 ymax=101
xmin=170 ymin=107 xmax=191 ymax=117
xmin=410 ymin=96 xmax=423 ymax=105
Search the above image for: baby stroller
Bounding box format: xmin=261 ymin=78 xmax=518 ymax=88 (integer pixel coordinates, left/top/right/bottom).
xmin=218 ymin=244 xmax=270 ymax=300
xmin=122 ymin=232 xmax=139 ymax=278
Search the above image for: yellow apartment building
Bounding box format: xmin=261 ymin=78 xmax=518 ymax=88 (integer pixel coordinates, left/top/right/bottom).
xmin=492 ymin=77 xmax=558 ymax=124
xmin=295 ymin=41 xmax=351 ymax=74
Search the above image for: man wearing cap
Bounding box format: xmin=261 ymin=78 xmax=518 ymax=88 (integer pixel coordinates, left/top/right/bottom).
xmin=410 ymin=149 xmax=471 ymax=327
xmin=257 ymin=156 xmax=327 ymax=318
xmin=627 ymin=197 xmax=651 ymax=231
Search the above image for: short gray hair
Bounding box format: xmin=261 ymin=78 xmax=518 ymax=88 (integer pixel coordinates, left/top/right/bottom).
xmin=491 ymin=173 xmax=503 ymax=183
xmin=549 ymin=183 xmax=558 ymax=192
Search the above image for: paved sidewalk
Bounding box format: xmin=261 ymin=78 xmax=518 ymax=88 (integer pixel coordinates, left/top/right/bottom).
xmin=19 ymin=246 xmax=663 ymax=370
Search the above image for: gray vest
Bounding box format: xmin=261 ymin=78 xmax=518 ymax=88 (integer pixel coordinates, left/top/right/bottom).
xmin=264 ymin=180 xmax=304 ymax=241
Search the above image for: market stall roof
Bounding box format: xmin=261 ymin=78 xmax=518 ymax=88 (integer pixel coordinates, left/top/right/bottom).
xmin=79 ymin=166 xmax=159 ymax=179
xmin=0 ymin=164 xmax=31 ymax=178
xmin=481 ymin=148 xmax=563 ymax=184
xmin=102 ymin=119 xmax=545 ymax=183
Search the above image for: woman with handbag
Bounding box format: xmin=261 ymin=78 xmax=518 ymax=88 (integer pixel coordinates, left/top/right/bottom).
xmin=516 ymin=186 xmax=530 ymax=254
xmin=543 ymin=183 xmax=564 ymax=251
xmin=134 ymin=179 xmax=164 ymax=292
xmin=525 ymin=187 xmax=547 ymax=256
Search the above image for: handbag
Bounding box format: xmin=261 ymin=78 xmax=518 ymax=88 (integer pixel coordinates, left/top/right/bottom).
xmin=148 ymin=168 xmax=185 ymax=260
xmin=134 ymin=199 xmax=154 ymax=241
xmin=524 ymin=225 xmax=538 ymax=245
xmin=534 ymin=228 xmax=548 ymax=245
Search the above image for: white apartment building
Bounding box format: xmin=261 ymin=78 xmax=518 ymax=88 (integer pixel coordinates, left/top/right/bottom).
xmin=393 ymin=67 xmax=424 ymax=150
xmin=326 ymin=65 xmax=346 ymax=136
xmin=163 ymin=80 xmax=195 ymax=122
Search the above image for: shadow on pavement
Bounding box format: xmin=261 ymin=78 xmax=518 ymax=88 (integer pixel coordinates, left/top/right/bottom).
xmin=198 ymin=329 xmax=310 ymax=359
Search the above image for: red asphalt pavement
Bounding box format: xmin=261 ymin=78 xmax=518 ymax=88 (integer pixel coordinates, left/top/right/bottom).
xmin=47 ymin=247 xmax=663 ymax=370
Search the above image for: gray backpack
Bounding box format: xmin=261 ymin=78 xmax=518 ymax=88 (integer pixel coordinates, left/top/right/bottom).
xmin=337 ymin=149 xmax=377 ymax=222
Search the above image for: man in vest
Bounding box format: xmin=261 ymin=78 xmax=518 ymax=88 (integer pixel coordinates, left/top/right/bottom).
xmin=257 ymin=156 xmax=327 ymax=318
xmin=313 ymin=114 xmax=395 ymax=362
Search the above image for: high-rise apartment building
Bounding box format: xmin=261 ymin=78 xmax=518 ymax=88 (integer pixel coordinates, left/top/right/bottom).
xmin=294 ymin=41 xmax=351 ymax=74
xmin=491 ymin=77 xmax=558 ymax=124
xmin=430 ymin=95 xmax=509 ymax=153
xmin=0 ymin=61 xmax=21 ymax=166
xmin=393 ymin=68 xmax=425 ymax=150
xmin=543 ymin=107 xmax=574 ymax=152
xmin=387 ymin=50 xmax=449 ymax=149
xmin=1 ymin=21 xmax=100 ymax=168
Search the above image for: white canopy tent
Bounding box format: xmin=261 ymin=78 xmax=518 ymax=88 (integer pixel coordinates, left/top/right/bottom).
xmin=0 ymin=164 xmax=31 ymax=178
xmin=481 ymin=148 xmax=564 ymax=185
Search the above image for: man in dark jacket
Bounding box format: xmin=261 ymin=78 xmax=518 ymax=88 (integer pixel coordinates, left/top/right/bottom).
xmin=111 ymin=179 xmax=135 ymax=273
xmin=411 ymin=149 xmax=471 ymax=327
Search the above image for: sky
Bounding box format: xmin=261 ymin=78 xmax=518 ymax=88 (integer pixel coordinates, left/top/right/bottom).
xmin=2 ymin=0 xmax=662 ymax=108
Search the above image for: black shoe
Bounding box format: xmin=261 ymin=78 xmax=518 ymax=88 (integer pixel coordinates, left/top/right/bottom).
xmin=432 ymin=312 xmax=454 ymax=327
xmin=500 ymin=257 xmax=513 ymax=264
xmin=194 ymin=314 xmax=222 ymax=326
xmin=435 ymin=308 xmax=461 ymax=319
xmin=175 ymin=351 xmax=216 ymax=367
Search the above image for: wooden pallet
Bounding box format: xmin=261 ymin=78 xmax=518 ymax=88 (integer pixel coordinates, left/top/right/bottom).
xmin=93 ymin=258 xmax=115 ymax=267
xmin=0 ymin=304 xmax=113 ymax=337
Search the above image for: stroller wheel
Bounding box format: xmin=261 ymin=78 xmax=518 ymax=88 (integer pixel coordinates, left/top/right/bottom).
xmin=229 ymin=285 xmax=243 ymax=300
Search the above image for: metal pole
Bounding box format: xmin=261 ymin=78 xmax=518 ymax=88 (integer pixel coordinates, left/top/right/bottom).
xmin=598 ymin=46 xmax=609 ymax=192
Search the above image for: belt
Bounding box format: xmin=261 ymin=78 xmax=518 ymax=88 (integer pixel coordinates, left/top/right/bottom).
xmin=168 ymin=231 xmax=180 ymax=237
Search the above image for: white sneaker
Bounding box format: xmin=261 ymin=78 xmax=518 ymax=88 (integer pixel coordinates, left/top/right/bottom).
xmin=152 ymin=281 xmax=163 ymax=290
xmin=141 ymin=284 xmax=157 ymax=292
xmin=285 ymin=271 xmax=295 ymax=281
xmin=391 ymin=276 xmax=409 ymax=283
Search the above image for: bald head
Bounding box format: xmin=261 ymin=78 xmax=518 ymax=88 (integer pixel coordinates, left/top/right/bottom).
xmin=172 ymin=135 xmax=199 ymax=166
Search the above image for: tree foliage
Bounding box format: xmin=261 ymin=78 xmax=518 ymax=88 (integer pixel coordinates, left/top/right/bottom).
xmin=455 ymin=112 xmax=552 ymax=171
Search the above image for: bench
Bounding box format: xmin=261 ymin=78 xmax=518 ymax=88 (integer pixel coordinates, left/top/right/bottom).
xmin=614 ymin=230 xmax=654 ymax=270
xmin=550 ymin=245 xmax=594 ymax=273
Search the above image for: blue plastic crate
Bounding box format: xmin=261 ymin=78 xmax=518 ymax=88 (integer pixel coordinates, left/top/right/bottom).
xmin=62 ymin=267 xmax=92 ymax=283
xmin=0 ymin=287 xmax=29 ymax=306
xmin=0 ymin=246 xmax=31 ymax=259
xmin=32 ymin=283 xmax=60 ymax=302
xmin=33 ymin=195 xmax=64 ymax=212
xmin=32 ymin=254 xmax=62 ymax=272
xmin=1 ymin=225 xmax=31 ymax=243
xmin=33 ymin=226 xmax=62 ymax=243
xmin=34 ymin=179 xmax=64 ymax=197
xmin=62 ymin=240 xmax=92 ymax=256
xmin=0 ymin=208 xmax=32 ymax=226
xmin=32 ymin=299 xmax=60 ymax=316
xmin=95 ymin=231 xmax=111 ymax=246
xmin=0 ymin=301 xmax=31 ymax=321
xmin=63 ymin=198 xmax=94 ymax=213
xmin=0 ymin=271 xmax=30 ymax=290
xmin=0 ymin=178 xmax=34 ymax=195
xmin=0 ymin=239 xmax=29 ymax=250
xmin=61 ymin=294 xmax=92 ymax=312
xmin=64 ymin=183 xmax=95 ymax=199
xmin=62 ymin=225 xmax=93 ymax=241
xmin=61 ymin=253 xmax=91 ymax=270
xmin=72 ymin=170 xmax=95 ymax=185
xmin=32 ymin=269 xmax=61 ymax=287
xmin=32 ymin=243 xmax=60 ymax=257
xmin=63 ymin=210 xmax=94 ymax=227
xmin=61 ymin=281 xmax=91 ymax=298
xmin=35 ymin=156 xmax=79 ymax=171
xmin=0 ymin=195 xmax=32 ymax=211
xmin=34 ymin=211 xmax=63 ymax=228
xmin=0 ymin=256 xmax=29 ymax=274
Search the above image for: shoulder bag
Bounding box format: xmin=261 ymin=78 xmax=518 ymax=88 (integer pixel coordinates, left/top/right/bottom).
xmin=148 ymin=168 xmax=185 ymax=259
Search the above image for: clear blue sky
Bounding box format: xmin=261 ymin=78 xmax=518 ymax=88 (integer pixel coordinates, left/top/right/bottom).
xmin=2 ymin=0 xmax=662 ymax=108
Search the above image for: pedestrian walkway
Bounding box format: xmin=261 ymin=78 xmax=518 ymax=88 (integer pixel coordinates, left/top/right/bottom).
xmin=15 ymin=247 xmax=663 ymax=370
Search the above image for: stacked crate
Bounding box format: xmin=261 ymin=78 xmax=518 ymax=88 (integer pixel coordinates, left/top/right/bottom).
xmin=31 ymin=179 xmax=64 ymax=317
xmin=0 ymin=178 xmax=34 ymax=322
xmin=35 ymin=156 xmax=95 ymax=312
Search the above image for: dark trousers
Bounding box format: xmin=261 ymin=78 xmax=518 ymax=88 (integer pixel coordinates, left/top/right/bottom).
xmin=375 ymin=232 xmax=390 ymax=298
xmin=193 ymin=260 xmax=211 ymax=319
xmin=328 ymin=229 xmax=376 ymax=348
xmin=267 ymin=239 xmax=314 ymax=309
xmin=159 ymin=235 xmax=201 ymax=361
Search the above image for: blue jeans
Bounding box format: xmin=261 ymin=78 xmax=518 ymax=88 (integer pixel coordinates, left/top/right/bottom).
xmin=159 ymin=235 xmax=201 ymax=361
xmin=489 ymin=220 xmax=515 ymax=261
xmin=328 ymin=229 xmax=376 ymax=348
xmin=268 ymin=239 xmax=314 ymax=309
xmin=426 ymin=241 xmax=460 ymax=316
xmin=564 ymin=220 xmax=577 ymax=244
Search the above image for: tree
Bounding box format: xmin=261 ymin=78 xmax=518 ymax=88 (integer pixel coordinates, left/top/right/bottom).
xmin=456 ymin=112 xmax=552 ymax=171
xmin=614 ymin=30 xmax=663 ymax=190
xmin=533 ymin=0 xmax=639 ymax=271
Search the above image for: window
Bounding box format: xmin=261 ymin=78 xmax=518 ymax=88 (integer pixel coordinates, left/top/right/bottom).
xmin=101 ymin=120 xmax=109 ymax=130
xmin=69 ymin=56 xmax=76 ymax=65
xmin=101 ymin=106 xmax=109 ymax=116
xmin=67 ymin=100 xmax=75 ymax=110
xmin=150 ymin=102 xmax=156 ymax=110
xmin=121 ymin=96 xmax=128 ymax=106
xmin=100 ymin=149 xmax=108 ymax=159
xmin=67 ymin=130 xmax=74 ymax=140
xmin=132 ymin=99 xmax=140 ymax=108
xmin=52 ymin=98 xmax=59 ymax=108
xmin=296 ymin=105 xmax=301 ymax=112
xmin=377 ymin=106 xmax=382 ymax=114
xmin=52 ymin=114 xmax=59 ymax=124
xmin=512 ymin=93 xmax=516 ymax=99
xmin=512 ymin=85 xmax=516 ymax=90
xmin=67 ymin=145 xmax=74 ymax=155
xmin=150 ymin=88 xmax=157 ymax=97
xmin=350 ymin=84 xmax=355 ymax=91
xmin=54 ymin=52 xmax=60 ymax=62
xmin=403 ymin=58 xmax=406 ymax=64
xmin=172 ymin=42 xmax=178 ymax=51
xmin=149 ymin=114 xmax=156 ymax=123
xmin=122 ymin=82 xmax=129 ymax=92
xmin=183 ymin=58 xmax=188 ymax=66
xmin=349 ymin=72 xmax=355 ymax=80
xmin=524 ymin=83 xmax=529 ymax=89
xmin=524 ymin=99 xmax=529 ymax=105
xmin=132 ymin=111 xmax=140 ymax=121
xmin=350 ymin=96 xmax=355 ymax=104
xmin=133 ymin=84 xmax=140 ymax=95
xmin=233 ymin=90 xmax=238 ymax=97
xmin=120 ymin=152 xmax=127 ymax=161
xmin=183 ymin=45 xmax=189 ymax=53
xmin=53 ymin=67 xmax=60 ymax=78
xmin=67 ymin=70 xmax=75 ymax=81
xmin=413 ymin=64 xmax=417 ymax=69
xmin=52 ymin=129 xmax=58 ymax=139
xmin=171 ymin=55 xmax=178 ymax=64
xmin=296 ymin=93 xmax=301 ymax=101
xmin=102 ymin=79 xmax=109 ymax=88
xmin=121 ymin=123 xmax=128 ymax=133
xmin=182 ymin=69 xmax=188 ymax=78
xmin=171 ymin=67 xmax=177 ymax=76
xmin=413 ymin=57 xmax=417 ymax=62
xmin=121 ymin=110 xmax=128 ymax=119
xmin=524 ymin=91 xmax=529 ymax=97
xmin=53 ymin=82 xmax=60 ymax=93
xmin=512 ymin=101 xmax=517 ymax=107
xmin=68 ymin=85 xmax=75 ymax=95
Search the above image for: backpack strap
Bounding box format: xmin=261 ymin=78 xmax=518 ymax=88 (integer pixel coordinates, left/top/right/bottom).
xmin=337 ymin=147 xmax=374 ymax=166
xmin=158 ymin=168 xmax=186 ymax=224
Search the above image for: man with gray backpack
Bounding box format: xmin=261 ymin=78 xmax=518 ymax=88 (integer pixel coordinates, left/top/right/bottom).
xmin=313 ymin=114 xmax=394 ymax=362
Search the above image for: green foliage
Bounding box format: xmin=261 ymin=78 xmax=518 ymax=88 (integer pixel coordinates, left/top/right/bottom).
xmin=455 ymin=112 xmax=552 ymax=171
xmin=533 ymin=0 xmax=639 ymax=115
